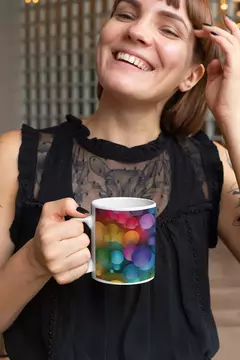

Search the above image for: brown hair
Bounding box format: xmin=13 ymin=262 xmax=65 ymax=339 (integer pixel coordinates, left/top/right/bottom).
xmin=97 ymin=0 xmax=220 ymax=136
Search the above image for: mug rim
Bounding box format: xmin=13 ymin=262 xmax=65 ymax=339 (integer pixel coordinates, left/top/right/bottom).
xmin=92 ymin=197 xmax=156 ymax=211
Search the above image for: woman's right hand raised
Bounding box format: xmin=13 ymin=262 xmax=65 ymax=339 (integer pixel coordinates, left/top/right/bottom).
xmin=31 ymin=198 xmax=91 ymax=285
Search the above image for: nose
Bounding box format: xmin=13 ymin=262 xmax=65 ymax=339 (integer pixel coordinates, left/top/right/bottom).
xmin=126 ymin=20 xmax=153 ymax=46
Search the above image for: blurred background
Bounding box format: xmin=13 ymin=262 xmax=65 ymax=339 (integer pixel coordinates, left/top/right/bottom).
xmin=0 ymin=0 xmax=240 ymax=359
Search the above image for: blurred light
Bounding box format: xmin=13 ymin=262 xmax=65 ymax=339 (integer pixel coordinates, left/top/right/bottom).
xmin=238 ymin=23 xmax=240 ymax=28
xmin=33 ymin=0 xmax=39 ymax=3
xmin=237 ymin=11 xmax=240 ymax=17
xmin=220 ymin=4 xmax=228 ymax=10
xmin=25 ymin=0 xmax=31 ymax=3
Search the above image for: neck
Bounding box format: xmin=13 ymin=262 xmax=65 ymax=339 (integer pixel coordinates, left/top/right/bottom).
xmin=83 ymin=91 xmax=163 ymax=147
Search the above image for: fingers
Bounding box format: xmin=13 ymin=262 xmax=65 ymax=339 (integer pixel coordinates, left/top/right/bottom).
xmin=197 ymin=24 xmax=234 ymax=44
xmin=39 ymin=218 xmax=85 ymax=244
xmin=62 ymin=233 xmax=90 ymax=255
xmin=48 ymin=247 xmax=91 ymax=276
xmin=54 ymin=263 xmax=90 ymax=285
xmin=194 ymin=16 xmax=240 ymax=44
xmin=224 ymin=15 xmax=240 ymax=38
xmin=207 ymin=59 xmax=223 ymax=82
xmin=194 ymin=18 xmax=240 ymax=67
xmin=43 ymin=233 xmax=90 ymax=262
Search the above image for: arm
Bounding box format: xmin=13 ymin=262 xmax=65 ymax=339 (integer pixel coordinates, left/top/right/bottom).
xmin=215 ymin=140 xmax=240 ymax=263
xmin=0 ymin=130 xmax=50 ymax=333
xmin=0 ymin=130 xmax=91 ymax=334
xmin=193 ymin=15 xmax=240 ymax=262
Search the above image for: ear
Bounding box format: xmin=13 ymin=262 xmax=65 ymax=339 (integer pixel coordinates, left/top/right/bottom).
xmin=179 ymin=64 xmax=205 ymax=92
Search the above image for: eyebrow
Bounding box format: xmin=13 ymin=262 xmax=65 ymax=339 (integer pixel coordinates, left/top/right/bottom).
xmin=118 ymin=0 xmax=189 ymax=31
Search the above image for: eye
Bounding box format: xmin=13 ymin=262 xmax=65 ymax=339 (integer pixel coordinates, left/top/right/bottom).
xmin=116 ymin=13 xmax=135 ymax=20
xmin=161 ymin=28 xmax=179 ymax=37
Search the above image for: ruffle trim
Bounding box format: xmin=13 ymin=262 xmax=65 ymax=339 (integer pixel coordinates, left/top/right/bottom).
xmin=158 ymin=202 xmax=213 ymax=226
xmin=66 ymin=114 xmax=167 ymax=163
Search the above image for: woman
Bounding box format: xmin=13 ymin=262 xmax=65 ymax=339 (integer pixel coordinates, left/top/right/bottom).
xmin=0 ymin=0 xmax=240 ymax=359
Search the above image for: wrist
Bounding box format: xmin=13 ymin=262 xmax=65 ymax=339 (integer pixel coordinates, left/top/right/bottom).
xmin=25 ymin=240 xmax=51 ymax=281
xmin=219 ymin=120 xmax=240 ymax=143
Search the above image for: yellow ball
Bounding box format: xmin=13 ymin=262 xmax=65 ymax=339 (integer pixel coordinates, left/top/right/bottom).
xmin=95 ymin=222 xmax=106 ymax=247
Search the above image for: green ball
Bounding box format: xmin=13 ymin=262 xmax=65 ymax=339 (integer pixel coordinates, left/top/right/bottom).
xmin=96 ymin=248 xmax=111 ymax=268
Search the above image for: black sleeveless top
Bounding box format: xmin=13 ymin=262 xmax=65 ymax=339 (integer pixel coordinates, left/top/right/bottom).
xmin=4 ymin=115 xmax=223 ymax=360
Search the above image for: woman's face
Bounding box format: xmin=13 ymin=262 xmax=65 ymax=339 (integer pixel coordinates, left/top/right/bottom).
xmin=96 ymin=0 xmax=203 ymax=103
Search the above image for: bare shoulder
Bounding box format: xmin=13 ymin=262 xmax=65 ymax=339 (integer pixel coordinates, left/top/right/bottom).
xmin=0 ymin=129 xmax=22 ymax=154
xmin=213 ymin=140 xmax=227 ymax=159
xmin=0 ymin=129 xmax=22 ymax=180
xmin=0 ymin=129 xmax=22 ymax=265
xmin=213 ymin=140 xmax=233 ymax=179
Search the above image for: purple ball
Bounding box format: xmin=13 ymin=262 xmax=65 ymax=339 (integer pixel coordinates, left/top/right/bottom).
xmin=139 ymin=214 xmax=155 ymax=230
xmin=148 ymin=236 xmax=155 ymax=246
xmin=132 ymin=246 xmax=152 ymax=267
xmin=140 ymin=252 xmax=155 ymax=271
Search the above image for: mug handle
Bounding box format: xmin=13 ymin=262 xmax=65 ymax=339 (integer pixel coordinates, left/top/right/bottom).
xmin=80 ymin=215 xmax=94 ymax=273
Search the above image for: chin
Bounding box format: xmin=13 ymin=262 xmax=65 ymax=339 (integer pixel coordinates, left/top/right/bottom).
xmin=101 ymin=77 xmax=150 ymax=102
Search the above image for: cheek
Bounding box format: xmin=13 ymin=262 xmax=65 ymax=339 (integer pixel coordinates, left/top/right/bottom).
xmin=158 ymin=43 xmax=188 ymax=69
xmin=96 ymin=25 xmax=114 ymax=66
xmin=99 ymin=21 xmax=116 ymax=47
xmin=96 ymin=36 xmax=108 ymax=71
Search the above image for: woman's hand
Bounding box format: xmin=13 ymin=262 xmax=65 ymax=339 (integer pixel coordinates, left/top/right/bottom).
xmin=31 ymin=198 xmax=91 ymax=285
xmin=194 ymin=16 xmax=240 ymax=130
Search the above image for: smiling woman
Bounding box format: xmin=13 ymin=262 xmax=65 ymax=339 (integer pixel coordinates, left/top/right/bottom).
xmin=98 ymin=0 xmax=220 ymax=135
xmin=2 ymin=0 xmax=240 ymax=360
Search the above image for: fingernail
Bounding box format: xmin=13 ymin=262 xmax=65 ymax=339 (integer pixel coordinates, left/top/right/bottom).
xmin=210 ymin=31 xmax=218 ymax=36
xmin=77 ymin=206 xmax=89 ymax=214
xmin=203 ymin=23 xmax=212 ymax=27
xmin=226 ymin=14 xmax=231 ymax=19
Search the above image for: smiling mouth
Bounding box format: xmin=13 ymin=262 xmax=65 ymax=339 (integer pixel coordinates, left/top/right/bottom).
xmin=113 ymin=52 xmax=154 ymax=72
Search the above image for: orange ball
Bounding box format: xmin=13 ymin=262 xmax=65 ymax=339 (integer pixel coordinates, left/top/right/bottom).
xmin=123 ymin=230 xmax=140 ymax=246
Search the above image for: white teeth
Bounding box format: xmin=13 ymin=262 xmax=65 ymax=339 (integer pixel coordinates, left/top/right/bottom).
xmin=115 ymin=52 xmax=151 ymax=71
xmin=133 ymin=58 xmax=140 ymax=67
xmin=129 ymin=56 xmax=135 ymax=64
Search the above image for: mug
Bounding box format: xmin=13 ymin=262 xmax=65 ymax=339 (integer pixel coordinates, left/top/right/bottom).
xmin=81 ymin=197 xmax=156 ymax=285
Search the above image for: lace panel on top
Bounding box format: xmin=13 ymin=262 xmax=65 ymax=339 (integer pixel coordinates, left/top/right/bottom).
xmin=71 ymin=140 xmax=171 ymax=215
xmin=33 ymin=128 xmax=216 ymax=219
xmin=34 ymin=132 xmax=55 ymax=199
xmin=178 ymin=136 xmax=209 ymax=201
xmin=34 ymin=136 xmax=171 ymax=217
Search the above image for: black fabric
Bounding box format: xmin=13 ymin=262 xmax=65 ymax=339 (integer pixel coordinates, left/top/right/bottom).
xmin=66 ymin=114 xmax=168 ymax=163
xmin=5 ymin=116 xmax=223 ymax=360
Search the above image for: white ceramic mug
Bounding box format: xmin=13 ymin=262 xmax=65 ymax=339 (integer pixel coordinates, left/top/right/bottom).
xmin=80 ymin=197 xmax=156 ymax=285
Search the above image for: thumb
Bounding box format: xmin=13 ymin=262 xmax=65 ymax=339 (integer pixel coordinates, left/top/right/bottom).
xmin=207 ymin=59 xmax=222 ymax=82
xmin=41 ymin=198 xmax=89 ymax=221
xmin=67 ymin=206 xmax=89 ymax=220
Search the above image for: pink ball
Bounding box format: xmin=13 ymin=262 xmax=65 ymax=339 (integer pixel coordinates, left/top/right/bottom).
xmin=124 ymin=245 xmax=137 ymax=261
xmin=126 ymin=216 xmax=138 ymax=229
xmin=117 ymin=212 xmax=128 ymax=225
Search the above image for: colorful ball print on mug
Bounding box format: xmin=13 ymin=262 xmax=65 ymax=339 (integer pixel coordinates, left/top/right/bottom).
xmin=81 ymin=197 xmax=156 ymax=285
